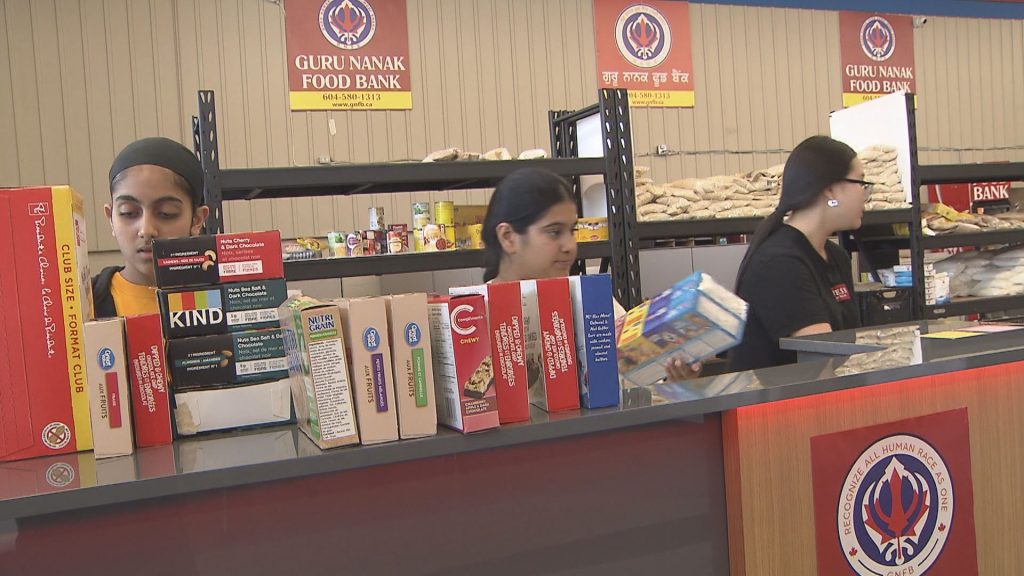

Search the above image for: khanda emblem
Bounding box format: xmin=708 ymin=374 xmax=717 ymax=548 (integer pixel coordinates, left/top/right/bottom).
xmin=615 ymin=5 xmax=672 ymax=68
xmin=839 ymin=435 xmax=954 ymax=576
xmin=319 ymin=0 xmax=377 ymax=50
xmin=860 ymin=16 xmax=896 ymax=62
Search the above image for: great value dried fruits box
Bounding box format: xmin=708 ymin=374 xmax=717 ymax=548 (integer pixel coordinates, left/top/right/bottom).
xmin=0 ymin=186 xmax=94 ymax=462
xmin=173 ymin=378 xmax=293 ymax=436
xmin=336 ymin=297 xmax=399 ymax=445
xmin=279 ymin=297 xmax=360 ymax=449
xmin=568 ymin=275 xmax=619 ymax=409
xmin=124 ymin=314 xmax=173 ymax=447
xmin=153 ymin=231 xmax=284 ymax=288
xmin=618 ymin=272 xmax=748 ymax=386
xmin=384 ymin=294 xmax=437 ymax=439
xmin=158 ymin=279 xmax=288 ymax=339
xmin=427 ymin=295 xmax=499 ymax=434
xmin=450 ymin=282 xmax=530 ymax=424
xmin=166 ymin=329 xmax=288 ymax=390
xmin=84 ymin=318 xmax=134 ymax=458
xmin=521 ymin=279 xmax=580 ymax=413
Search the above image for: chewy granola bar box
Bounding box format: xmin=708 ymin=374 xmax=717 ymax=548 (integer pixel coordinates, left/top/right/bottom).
xmin=384 ymin=294 xmax=437 ymax=439
xmin=0 ymin=186 xmax=94 ymax=462
xmin=158 ymin=279 xmax=288 ymax=339
xmin=336 ymin=297 xmax=400 ymax=445
xmin=279 ymin=297 xmax=360 ymax=449
xmin=153 ymin=231 xmax=284 ymax=288
xmin=427 ymin=295 xmax=499 ymax=434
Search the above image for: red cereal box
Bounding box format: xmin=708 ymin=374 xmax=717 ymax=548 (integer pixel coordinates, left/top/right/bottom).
xmin=427 ymin=295 xmax=499 ymax=434
xmin=124 ymin=314 xmax=173 ymax=447
xmin=525 ymin=278 xmax=580 ymax=413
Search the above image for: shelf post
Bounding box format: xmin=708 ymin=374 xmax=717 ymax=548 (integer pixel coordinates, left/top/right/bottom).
xmin=906 ymin=92 xmax=925 ymax=318
xmin=196 ymin=90 xmax=225 ymax=234
xmin=600 ymin=89 xmax=642 ymax=309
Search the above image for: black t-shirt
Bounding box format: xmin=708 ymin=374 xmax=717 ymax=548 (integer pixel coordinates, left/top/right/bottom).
xmin=729 ymin=225 xmax=861 ymax=371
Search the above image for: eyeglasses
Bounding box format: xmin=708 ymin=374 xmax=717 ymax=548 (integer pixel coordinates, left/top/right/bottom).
xmin=843 ymin=178 xmax=876 ymax=191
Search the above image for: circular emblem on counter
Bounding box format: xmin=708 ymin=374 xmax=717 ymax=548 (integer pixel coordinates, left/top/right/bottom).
xmin=45 ymin=462 xmax=75 ymax=488
xmin=42 ymin=422 xmax=72 ymax=450
xmin=615 ymin=4 xmax=671 ymax=68
xmin=320 ymin=0 xmax=377 ymax=50
xmin=838 ymin=434 xmax=953 ymax=576
xmin=861 ymin=16 xmax=896 ymax=62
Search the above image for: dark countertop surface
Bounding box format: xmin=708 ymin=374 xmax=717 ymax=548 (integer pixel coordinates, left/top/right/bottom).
xmin=2 ymin=320 xmax=1023 ymax=522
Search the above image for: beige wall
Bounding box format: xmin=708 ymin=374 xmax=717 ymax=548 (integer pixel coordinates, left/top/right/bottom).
xmin=1 ymin=0 xmax=1022 ymax=254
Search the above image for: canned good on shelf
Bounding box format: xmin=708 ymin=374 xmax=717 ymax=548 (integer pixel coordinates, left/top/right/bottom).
xmin=368 ymin=207 xmax=386 ymax=230
xmin=434 ymin=201 xmax=455 ymax=227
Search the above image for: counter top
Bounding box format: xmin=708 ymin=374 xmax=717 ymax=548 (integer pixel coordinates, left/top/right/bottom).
xmin=3 ymin=321 xmax=1024 ymax=522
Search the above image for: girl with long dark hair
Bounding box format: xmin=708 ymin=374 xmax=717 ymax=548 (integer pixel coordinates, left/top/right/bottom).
xmin=729 ymin=135 xmax=869 ymax=371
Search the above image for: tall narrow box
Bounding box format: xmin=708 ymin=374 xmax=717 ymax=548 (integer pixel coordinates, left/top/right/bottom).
xmin=384 ymin=294 xmax=437 ymax=439
xmin=153 ymin=231 xmax=284 ymax=288
xmin=450 ymin=282 xmax=530 ymax=424
xmin=279 ymin=297 xmax=360 ymax=449
xmin=336 ymin=298 xmax=400 ymax=445
xmin=522 ymin=278 xmax=580 ymax=413
xmin=0 ymin=186 xmax=93 ymax=462
xmin=124 ymin=314 xmax=173 ymax=447
xmin=427 ymin=295 xmax=499 ymax=433
xmin=158 ymin=278 xmax=288 ymax=339
xmin=84 ymin=318 xmax=134 ymax=458
xmin=568 ymin=275 xmax=619 ymax=409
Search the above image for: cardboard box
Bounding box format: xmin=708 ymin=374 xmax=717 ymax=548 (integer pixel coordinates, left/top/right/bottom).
xmin=450 ymin=283 xmax=530 ymax=424
xmin=153 ymin=230 xmax=284 ymax=288
xmin=158 ymin=279 xmax=288 ymax=339
xmin=453 ymin=205 xmax=488 ymax=227
xmin=455 ymin=224 xmax=485 ymax=250
xmin=84 ymin=319 xmax=134 ymax=458
xmin=167 ymin=329 xmax=288 ymax=390
xmin=279 ymin=297 xmax=360 ymax=449
xmin=618 ymin=272 xmax=748 ymax=386
xmin=124 ymin=314 xmax=173 ymax=448
xmin=0 ymin=186 xmax=93 ymax=461
xmin=336 ymin=298 xmax=400 ymax=445
xmin=521 ymin=279 xmax=581 ymax=413
xmin=427 ymin=295 xmax=499 ymax=433
xmin=575 ymin=217 xmax=609 ymax=242
xmin=568 ymin=275 xmax=620 ymax=409
xmin=384 ymin=293 xmax=438 ymax=438
xmin=173 ymin=378 xmax=293 ymax=436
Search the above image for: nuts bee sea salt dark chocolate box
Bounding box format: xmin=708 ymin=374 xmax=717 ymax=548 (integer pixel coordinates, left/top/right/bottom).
xmin=158 ymin=279 xmax=288 ymax=339
xmin=167 ymin=329 xmax=288 ymax=390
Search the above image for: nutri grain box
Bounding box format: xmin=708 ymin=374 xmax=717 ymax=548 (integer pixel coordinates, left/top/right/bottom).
xmin=153 ymin=231 xmax=284 ymax=288
xmin=166 ymin=329 xmax=289 ymax=390
xmin=158 ymin=278 xmax=288 ymax=339
xmin=0 ymin=186 xmax=94 ymax=462
xmin=521 ymin=279 xmax=580 ymax=413
xmin=427 ymin=295 xmax=499 ymax=434
xmin=279 ymin=297 xmax=360 ymax=449
xmin=568 ymin=275 xmax=619 ymax=409
xmin=84 ymin=318 xmax=134 ymax=458
xmin=124 ymin=314 xmax=173 ymax=448
xmin=384 ymin=294 xmax=437 ymax=439
xmin=450 ymin=282 xmax=530 ymax=424
xmin=336 ymin=298 xmax=399 ymax=445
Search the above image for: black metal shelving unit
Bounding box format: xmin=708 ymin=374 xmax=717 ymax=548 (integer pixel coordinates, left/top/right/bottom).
xmin=193 ymin=90 xmax=631 ymax=297
xmin=637 ymin=210 xmax=912 ymax=242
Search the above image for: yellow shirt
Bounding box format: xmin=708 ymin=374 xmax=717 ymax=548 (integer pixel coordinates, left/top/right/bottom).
xmin=110 ymin=272 xmax=159 ymax=316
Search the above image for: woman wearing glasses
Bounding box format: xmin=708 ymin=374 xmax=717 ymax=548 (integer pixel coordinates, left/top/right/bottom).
xmin=728 ymin=135 xmax=872 ymax=371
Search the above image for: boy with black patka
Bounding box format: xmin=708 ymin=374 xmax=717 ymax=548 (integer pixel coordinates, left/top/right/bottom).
xmin=729 ymin=136 xmax=868 ymax=372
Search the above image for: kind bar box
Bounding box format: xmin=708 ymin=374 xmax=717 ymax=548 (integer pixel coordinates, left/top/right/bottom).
xmin=158 ymin=279 xmax=288 ymax=339
xmin=84 ymin=319 xmax=134 ymax=458
xmin=450 ymin=282 xmax=530 ymax=424
xmin=279 ymin=297 xmax=360 ymax=449
xmin=153 ymin=231 xmax=284 ymax=288
xmin=336 ymin=298 xmax=400 ymax=445
xmin=173 ymin=378 xmax=293 ymax=436
xmin=0 ymin=186 xmax=94 ymax=462
xmin=384 ymin=294 xmax=437 ymax=439
xmin=618 ymin=272 xmax=748 ymax=386
xmin=568 ymin=275 xmax=619 ymax=409
xmin=521 ymin=279 xmax=580 ymax=413
xmin=124 ymin=314 xmax=173 ymax=447
xmin=427 ymin=295 xmax=499 ymax=434
xmin=167 ymin=329 xmax=288 ymax=390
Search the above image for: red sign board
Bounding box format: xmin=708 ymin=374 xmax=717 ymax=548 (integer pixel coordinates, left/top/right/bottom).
xmin=594 ymin=0 xmax=695 ymax=107
xmin=839 ymin=12 xmax=916 ymax=108
xmin=284 ymin=0 xmax=412 ymax=110
xmin=811 ymin=409 xmax=978 ymax=576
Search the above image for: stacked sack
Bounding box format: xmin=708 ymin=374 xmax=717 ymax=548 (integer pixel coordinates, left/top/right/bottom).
xmin=635 ymin=164 xmax=783 ymax=222
xmin=935 ymin=248 xmax=1024 ymax=297
xmin=923 ymin=209 xmax=1024 ymax=235
xmin=858 ymin=145 xmax=907 ymax=211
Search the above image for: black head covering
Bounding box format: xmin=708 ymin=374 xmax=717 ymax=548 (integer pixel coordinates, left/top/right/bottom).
xmin=109 ymin=137 xmax=205 ymax=206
